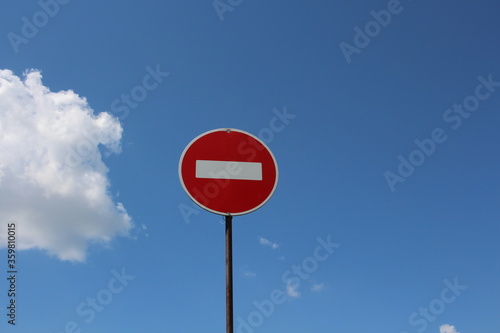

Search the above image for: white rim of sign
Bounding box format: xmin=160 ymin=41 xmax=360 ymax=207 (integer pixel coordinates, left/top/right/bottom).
xmin=178 ymin=128 xmax=279 ymax=216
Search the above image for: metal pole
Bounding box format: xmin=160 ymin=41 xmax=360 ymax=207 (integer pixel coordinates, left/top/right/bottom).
xmin=225 ymin=214 xmax=234 ymax=333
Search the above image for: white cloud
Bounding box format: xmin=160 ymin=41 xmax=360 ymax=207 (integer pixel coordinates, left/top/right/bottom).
xmin=239 ymin=265 xmax=256 ymax=278
xmin=285 ymin=279 xmax=300 ymax=298
xmin=440 ymin=324 xmax=459 ymax=333
xmin=311 ymin=283 xmax=325 ymax=292
xmin=243 ymin=270 xmax=256 ymax=278
xmin=139 ymin=224 xmax=149 ymax=238
xmin=0 ymin=69 xmax=132 ymax=261
xmin=259 ymin=236 xmax=279 ymax=249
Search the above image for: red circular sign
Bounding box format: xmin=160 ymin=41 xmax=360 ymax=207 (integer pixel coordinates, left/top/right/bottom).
xmin=179 ymin=128 xmax=278 ymax=216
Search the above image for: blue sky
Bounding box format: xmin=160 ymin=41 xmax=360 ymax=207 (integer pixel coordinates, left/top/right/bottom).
xmin=0 ymin=1 xmax=499 ymax=332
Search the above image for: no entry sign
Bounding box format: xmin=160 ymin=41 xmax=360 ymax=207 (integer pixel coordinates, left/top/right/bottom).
xmin=179 ymin=128 xmax=278 ymax=216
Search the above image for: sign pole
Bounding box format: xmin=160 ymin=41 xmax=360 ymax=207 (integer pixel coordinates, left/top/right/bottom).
xmin=225 ymin=214 xmax=234 ymax=333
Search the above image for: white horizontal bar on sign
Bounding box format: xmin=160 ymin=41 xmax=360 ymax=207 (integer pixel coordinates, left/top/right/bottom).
xmin=195 ymin=160 xmax=262 ymax=181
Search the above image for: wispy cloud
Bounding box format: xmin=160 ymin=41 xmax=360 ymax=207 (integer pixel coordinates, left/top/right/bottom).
xmin=440 ymin=324 xmax=459 ymax=333
xmin=136 ymin=224 xmax=149 ymax=238
xmin=285 ymin=279 xmax=300 ymax=298
xmin=259 ymin=236 xmax=279 ymax=249
xmin=242 ymin=270 xmax=256 ymax=278
xmin=311 ymin=283 xmax=325 ymax=292
xmin=0 ymin=69 xmax=132 ymax=261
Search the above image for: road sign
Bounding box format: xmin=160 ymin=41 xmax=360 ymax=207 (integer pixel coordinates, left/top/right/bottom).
xmin=179 ymin=128 xmax=278 ymax=216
